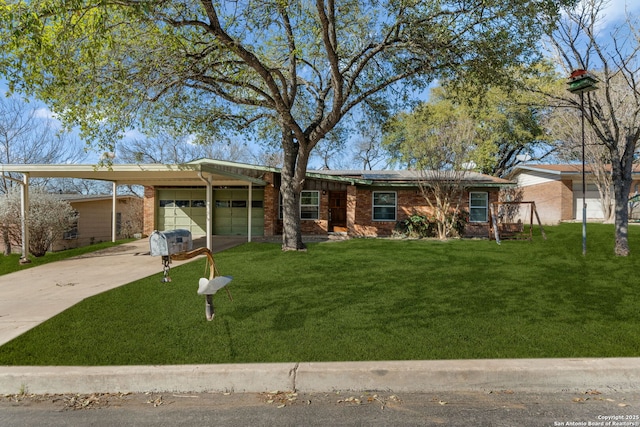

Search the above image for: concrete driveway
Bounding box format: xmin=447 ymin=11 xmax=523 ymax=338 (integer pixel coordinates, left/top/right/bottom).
xmin=0 ymin=236 xmax=246 ymax=346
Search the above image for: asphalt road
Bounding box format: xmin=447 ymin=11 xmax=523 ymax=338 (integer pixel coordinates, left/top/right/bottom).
xmin=1 ymin=389 xmax=639 ymax=426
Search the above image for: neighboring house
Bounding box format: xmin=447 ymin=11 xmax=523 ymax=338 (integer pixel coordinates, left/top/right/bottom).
xmin=1 ymin=160 xmax=512 ymax=246
xmin=0 ymin=193 xmax=142 ymax=254
xmin=508 ymin=164 xmax=640 ymax=225
xmin=52 ymin=194 xmax=143 ymax=251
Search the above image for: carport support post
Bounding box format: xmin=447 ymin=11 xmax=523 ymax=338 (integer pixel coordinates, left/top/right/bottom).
xmin=20 ymin=173 xmax=30 ymax=263
xmin=205 ymin=176 xmax=213 ymax=251
xmin=112 ymin=182 xmax=117 ymax=243
xmin=248 ymin=182 xmax=252 ymax=243
xmin=197 ymin=172 xmax=214 ymax=251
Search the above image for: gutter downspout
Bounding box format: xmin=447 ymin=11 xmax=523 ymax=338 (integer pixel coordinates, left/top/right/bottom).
xmin=198 ymin=172 xmax=213 ymax=251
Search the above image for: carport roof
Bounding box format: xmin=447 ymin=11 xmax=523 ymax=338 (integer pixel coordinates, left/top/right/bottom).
xmin=0 ymin=159 xmax=268 ymax=187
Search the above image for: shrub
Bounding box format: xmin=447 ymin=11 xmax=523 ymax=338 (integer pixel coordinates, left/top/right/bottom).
xmin=394 ymin=210 xmax=468 ymax=239
xmin=0 ymin=188 xmax=78 ymax=257
xmin=450 ymin=209 xmax=469 ymax=237
xmin=393 ymin=214 xmax=436 ymax=238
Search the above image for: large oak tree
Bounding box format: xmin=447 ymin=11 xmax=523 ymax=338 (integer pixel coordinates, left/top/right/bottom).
xmin=1 ymin=0 xmax=571 ymax=250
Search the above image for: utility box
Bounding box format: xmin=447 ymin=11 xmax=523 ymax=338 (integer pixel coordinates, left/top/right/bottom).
xmin=149 ymin=229 xmax=193 ymax=257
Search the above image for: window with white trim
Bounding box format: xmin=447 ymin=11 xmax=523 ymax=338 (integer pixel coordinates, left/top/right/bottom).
xmin=469 ymin=192 xmax=488 ymax=222
xmin=373 ymin=191 xmax=397 ymax=221
xmin=300 ymin=191 xmax=320 ymax=220
xmin=64 ymin=214 xmax=79 ymax=239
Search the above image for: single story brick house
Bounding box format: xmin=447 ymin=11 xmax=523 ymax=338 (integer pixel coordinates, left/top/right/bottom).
xmin=141 ymin=160 xmax=513 ymax=240
xmin=508 ymin=164 xmax=640 ymax=225
xmin=1 ymin=159 xmax=513 ymax=250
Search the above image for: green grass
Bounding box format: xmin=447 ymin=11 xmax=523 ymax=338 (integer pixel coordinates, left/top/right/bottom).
xmin=0 ymin=240 xmax=135 ymax=276
xmin=1 ymin=223 xmax=639 ymax=365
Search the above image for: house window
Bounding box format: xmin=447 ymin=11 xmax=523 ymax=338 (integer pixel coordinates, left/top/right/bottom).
xmin=469 ymin=192 xmax=488 ymax=222
xmin=278 ymin=191 xmax=320 ymax=220
xmin=300 ymin=191 xmax=320 ymax=220
xmin=64 ymin=213 xmax=79 ymax=239
xmin=373 ymin=191 xmax=396 ymax=221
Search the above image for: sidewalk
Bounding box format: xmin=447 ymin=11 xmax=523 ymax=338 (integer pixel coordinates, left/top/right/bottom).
xmin=1 ymin=237 xmax=640 ymax=396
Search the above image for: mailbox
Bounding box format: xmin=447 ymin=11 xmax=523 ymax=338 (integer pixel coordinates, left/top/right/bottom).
xmin=149 ymin=229 xmax=193 ymax=257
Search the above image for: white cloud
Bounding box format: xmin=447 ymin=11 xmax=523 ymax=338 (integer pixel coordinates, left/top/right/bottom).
xmin=594 ymin=0 xmax=640 ymax=30
xmin=123 ymin=129 xmax=145 ymax=140
xmin=33 ymin=107 xmax=56 ymax=120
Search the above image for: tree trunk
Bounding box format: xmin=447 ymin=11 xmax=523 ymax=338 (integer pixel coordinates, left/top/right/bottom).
xmin=2 ymin=228 xmax=11 ymax=256
xmin=280 ymin=133 xmax=306 ymax=251
xmin=614 ymin=206 xmax=630 ymax=256
xmin=611 ymin=154 xmax=632 ymax=256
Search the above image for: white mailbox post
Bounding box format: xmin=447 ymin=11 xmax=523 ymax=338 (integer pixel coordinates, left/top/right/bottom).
xmin=149 ymin=230 xmax=232 ymax=320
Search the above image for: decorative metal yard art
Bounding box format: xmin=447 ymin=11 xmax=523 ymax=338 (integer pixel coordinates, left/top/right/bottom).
xmin=567 ymin=69 xmax=599 ymax=256
xmin=149 ymin=230 xmax=233 ymax=321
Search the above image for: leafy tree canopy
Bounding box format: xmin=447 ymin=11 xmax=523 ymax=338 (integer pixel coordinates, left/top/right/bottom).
xmin=0 ymin=0 xmax=571 ymax=147
xmin=384 ymin=77 xmax=556 ymax=177
xmin=0 ymin=0 xmax=574 ymax=249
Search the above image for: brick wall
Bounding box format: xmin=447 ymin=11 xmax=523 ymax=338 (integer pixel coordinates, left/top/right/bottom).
xmin=347 ymin=186 xmax=495 ymax=238
xmin=143 ymin=186 xmax=155 ymax=236
xmin=519 ymin=180 xmax=572 ymax=225
xmin=263 ymin=176 xmax=278 ymax=237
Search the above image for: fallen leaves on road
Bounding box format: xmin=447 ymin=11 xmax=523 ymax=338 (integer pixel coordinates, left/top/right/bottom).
xmin=55 ymin=392 xmax=131 ymax=410
xmin=262 ymin=390 xmax=299 ymax=408
xmin=337 ymin=393 xmax=401 ymax=410
xmin=260 ymin=391 xmax=401 ymax=410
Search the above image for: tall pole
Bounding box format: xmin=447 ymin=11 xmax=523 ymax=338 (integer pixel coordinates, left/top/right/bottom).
xmin=581 ymin=92 xmax=587 ymax=256
xmin=567 ymin=69 xmax=598 ymax=257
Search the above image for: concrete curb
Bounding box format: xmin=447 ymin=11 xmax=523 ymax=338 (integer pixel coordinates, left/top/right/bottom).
xmin=2 ymin=358 xmax=639 ymax=395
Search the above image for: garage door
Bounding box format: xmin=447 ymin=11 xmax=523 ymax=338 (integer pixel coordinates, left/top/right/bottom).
xmin=213 ymin=188 xmax=264 ymax=236
xmin=157 ymin=189 xmax=207 ymax=235
xmin=573 ymin=183 xmax=606 ymax=220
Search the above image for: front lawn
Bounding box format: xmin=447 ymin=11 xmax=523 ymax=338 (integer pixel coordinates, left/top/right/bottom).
xmin=0 ymin=240 xmax=134 ymax=276
xmin=1 ymin=223 xmax=639 ymax=365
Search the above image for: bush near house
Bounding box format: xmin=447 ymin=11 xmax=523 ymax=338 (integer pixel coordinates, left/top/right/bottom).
xmin=0 ymin=188 xmax=78 ymax=257
xmin=394 ymin=210 xmax=468 ymax=238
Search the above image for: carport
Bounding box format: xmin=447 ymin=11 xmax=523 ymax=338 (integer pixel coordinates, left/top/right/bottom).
xmin=0 ymin=159 xmax=268 ymax=260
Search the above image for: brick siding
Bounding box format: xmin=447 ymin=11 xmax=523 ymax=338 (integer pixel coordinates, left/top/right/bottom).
xmin=143 ymin=186 xmax=156 ymax=236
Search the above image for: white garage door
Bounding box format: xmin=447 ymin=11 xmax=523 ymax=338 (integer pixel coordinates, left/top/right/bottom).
xmin=573 ymin=184 xmax=606 ymax=220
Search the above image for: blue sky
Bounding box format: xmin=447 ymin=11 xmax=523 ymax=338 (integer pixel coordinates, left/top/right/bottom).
xmin=2 ymin=0 xmax=639 ymax=167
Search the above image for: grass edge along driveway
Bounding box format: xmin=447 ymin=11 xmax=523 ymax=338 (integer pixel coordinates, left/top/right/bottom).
xmin=0 ymin=240 xmax=133 ymax=276
xmin=0 ymin=223 xmax=639 ymax=365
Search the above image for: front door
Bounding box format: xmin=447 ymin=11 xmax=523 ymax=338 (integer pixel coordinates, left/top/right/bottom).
xmin=329 ymin=191 xmax=347 ymax=233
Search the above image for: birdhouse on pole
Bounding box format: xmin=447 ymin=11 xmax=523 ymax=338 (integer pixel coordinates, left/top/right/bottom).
xmin=567 ymin=69 xmax=598 ymax=94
